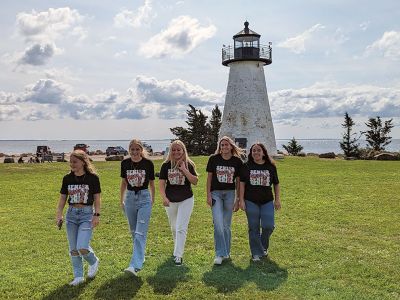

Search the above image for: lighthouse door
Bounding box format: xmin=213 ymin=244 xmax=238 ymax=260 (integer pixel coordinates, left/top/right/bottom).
xmin=235 ymin=138 xmax=247 ymax=149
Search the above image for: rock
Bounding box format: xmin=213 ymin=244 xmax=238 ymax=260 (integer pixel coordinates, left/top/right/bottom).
xmin=374 ymin=153 xmax=400 ymax=161
xmin=4 ymin=157 xmax=15 ymax=163
xmin=105 ymin=155 xmax=124 ymax=161
xmin=297 ymin=152 xmax=306 ymax=157
xmin=273 ymin=154 xmax=285 ymax=160
xmin=319 ymin=152 xmax=336 ymax=159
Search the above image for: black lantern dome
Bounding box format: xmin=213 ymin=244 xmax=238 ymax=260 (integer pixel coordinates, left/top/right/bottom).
xmin=222 ymin=21 xmax=272 ymax=66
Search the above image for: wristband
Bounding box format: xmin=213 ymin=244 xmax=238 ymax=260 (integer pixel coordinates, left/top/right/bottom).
xmin=93 ymin=213 xmax=100 ymax=216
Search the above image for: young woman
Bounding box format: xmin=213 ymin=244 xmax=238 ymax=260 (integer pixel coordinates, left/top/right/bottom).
xmin=120 ymin=139 xmax=155 ymax=276
xmin=206 ymin=136 xmax=243 ymax=265
xmin=56 ymin=150 xmax=101 ymax=286
xmin=239 ymin=143 xmax=281 ymax=261
xmin=159 ymin=140 xmax=198 ymax=266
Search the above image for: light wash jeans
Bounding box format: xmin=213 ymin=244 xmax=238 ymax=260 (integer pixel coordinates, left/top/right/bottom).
xmin=124 ymin=189 xmax=152 ymax=270
xmin=211 ymin=190 xmax=235 ymax=257
xmin=165 ymin=196 xmax=194 ymax=258
xmin=66 ymin=206 xmax=98 ymax=278
xmin=245 ymin=200 xmax=275 ymax=256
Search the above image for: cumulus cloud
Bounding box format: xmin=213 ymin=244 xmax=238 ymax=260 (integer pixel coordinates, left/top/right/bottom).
xmin=114 ymin=0 xmax=156 ymax=28
xmin=0 ymin=105 xmax=20 ymax=121
xmin=277 ymin=24 xmax=325 ymax=54
xmin=23 ymin=79 xmax=67 ymax=104
xmin=139 ymin=16 xmax=217 ymax=58
xmin=18 ymin=43 xmax=57 ymax=66
xmin=270 ymin=82 xmax=400 ymax=121
xmin=364 ymin=31 xmax=400 ymax=60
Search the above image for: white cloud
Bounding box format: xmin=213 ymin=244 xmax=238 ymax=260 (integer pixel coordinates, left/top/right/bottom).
xmin=18 ymin=43 xmax=57 ymax=66
xmin=139 ymin=16 xmax=217 ymax=58
xmin=364 ymin=31 xmax=400 ymax=60
xmin=114 ymin=0 xmax=156 ymax=28
xmin=0 ymin=105 xmax=20 ymax=121
xmin=360 ymin=21 xmax=370 ymax=31
xmin=277 ymin=24 xmax=325 ymax=54
xmin=114 ymin=50 xmax=128 ymax=58
xmin=23 ymin=79 xmax=68 ymax=104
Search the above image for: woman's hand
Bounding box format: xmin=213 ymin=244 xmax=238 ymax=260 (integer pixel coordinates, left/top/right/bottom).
xmin=206 ymin=194 xmax=212 ymax=207
xmin=92 ymin=216 xmax=100 ymax=228
xmin=163 ymin=197 xmax=170 ymax=207
xmin=239 ymin=200 xmax=246 ymax=211
xmin=177 ymin=160 xmax=188 ymax=173
xmin=274 ymin=199 xmax=281 ymax=210
xmin=233 ymin=199 xmax=240 ymax=212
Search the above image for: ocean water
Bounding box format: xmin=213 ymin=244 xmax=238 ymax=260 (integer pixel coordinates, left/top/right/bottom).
xmin=0 ymin=139 xmax=399 ymax=155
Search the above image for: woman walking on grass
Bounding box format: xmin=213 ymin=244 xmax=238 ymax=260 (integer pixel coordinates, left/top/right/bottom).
xmin=206 ymin=136 xmax=243 ymax=265
xmin=239 ymin=143 xmax=281 ymax=261
xmin=120 ymin=139 xmax=155 ymax=276
xmin=159 ymin=140 xmax=198 ymax=266
xmin=56 ymin=150 xmax=101 ymax=286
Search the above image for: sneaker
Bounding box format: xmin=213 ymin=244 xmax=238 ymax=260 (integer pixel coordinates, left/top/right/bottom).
xmin=174 ymin=256 xmax=183 ymax=266
xmin=252 ymin=255 xmax=261 ymax=262
xmin=69 ymin=277 xmax=84 ymax=286
xmin=124 ymin=267 xmax=139 ymax=276
xmin=223 ymin=255 xmax=230 ymax=260
xmin=263 ymin=249 xmax=269 ymax=257
xmin=87 ymin=259 xmax=99 ymax=278
xmin=214 ymin=256 xmax=223 ymax=265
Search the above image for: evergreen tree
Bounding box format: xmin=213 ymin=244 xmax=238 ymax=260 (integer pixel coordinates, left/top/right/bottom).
xmin=363 ymin=116 xmax=394 ymax=151
xmin=339 ymin=112 xmax=360 ymax=157
xmin=282 ymin=137 xmax=303 ymax=156
xmin=206 ymin=105 xmax=222 ymax=154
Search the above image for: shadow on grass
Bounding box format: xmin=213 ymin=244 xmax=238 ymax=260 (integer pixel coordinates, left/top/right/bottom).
xmin=202 ymin=257 xmax=287 ymax=294
xmin=94 ymin=273 xmax=143 ymax=299
xmin=147 ymin=257 xmax=192 ymax=295
xmin=43 ymin=281 xmax=88 ymax=300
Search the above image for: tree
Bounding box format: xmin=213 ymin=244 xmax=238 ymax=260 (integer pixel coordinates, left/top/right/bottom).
xmin=282 ymin=137 xmax=303 ymax=156
xmin=339 ymin=112 xmax=360 ymax=157
xmin=363 ymin=116 xmax=394 ymax=151
xmin=206 ymin=105 xmax=222 ymax=154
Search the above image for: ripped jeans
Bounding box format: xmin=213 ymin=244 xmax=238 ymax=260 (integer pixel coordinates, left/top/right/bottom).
xmin=66 ymin=206 xmax=98 ymax=278
xmin=124 ymin=189 xmax=152 ymax=270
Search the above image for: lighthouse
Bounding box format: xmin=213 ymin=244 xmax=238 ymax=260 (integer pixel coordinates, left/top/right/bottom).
xmin=220 ymin=21 xmax=277 ymax=155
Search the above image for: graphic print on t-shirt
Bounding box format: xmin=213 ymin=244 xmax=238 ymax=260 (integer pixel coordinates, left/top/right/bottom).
xmin=168 ymin=168 xmax=185 ymax=185
xmin=216 ymin=166 xmax=235 ymax=183
xmin=68 ymin=184 xmax=90 ymax=204
xmin=126 ymin=170 xmax=146 ymax=187
xmin=250 ymin=170 xmax=270 ymax=186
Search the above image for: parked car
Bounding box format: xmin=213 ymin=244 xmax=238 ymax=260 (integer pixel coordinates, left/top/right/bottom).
xmin=73 ymin=143 xmax=89 ymax=153
xmin=143 ymin=142 xmax=153 ymax=154
xmin=106 ymin=146 xmax=128 ymax=156
xmin=36 ymin=145 xmax=51 ymax=157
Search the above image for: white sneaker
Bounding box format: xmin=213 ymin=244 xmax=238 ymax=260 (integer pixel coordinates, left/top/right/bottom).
xmin=88 ymin=259 xmax=99 ymax=278
xmin=263 ymin=249 xmax=269 ymax=257
xmin=69 ymin=277 xmax=84 ymax=286
xmin=174 ymin=256 xmax=183 ymax=266
xmin=223 ymin=255 xmax=230 ymax=260
xmin=252 ymin=255 xmax=261 ymax=262
xmin=124 ymin=267 xmax=139 ymax=276
xmin=214 ymin=256 xmax=223 ymax=265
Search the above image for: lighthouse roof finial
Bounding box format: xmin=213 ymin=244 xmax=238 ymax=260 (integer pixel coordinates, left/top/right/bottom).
xmin=233 ymin=21 xmax=260 ymax=38
xmin=244 ymin=21 xmax=249 ymax=33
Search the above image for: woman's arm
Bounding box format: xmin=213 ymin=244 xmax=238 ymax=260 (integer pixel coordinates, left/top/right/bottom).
xmin=120 ymin=179 xmax=127 ymax=209
xmin=159 ymin=179 xmax=170 ymax=207
xmin=233 ymin=176 xmax=240 ymax=212
xmin=92 ymin=193 xmax=101 ymax=227
xmin=239 ymin=181 xmax=246 ymax=210
xmin=178 ymin=161 xmax=198 ymax=185
xmin=149 ymin=180 xmax=155 ymax=204
xmin=56 ymin=194 xmax=67 ymax=224
xmin=206 ymin=172 xmax=213 ymax=207
xmin=273 ymin=183 xmax=281 ymax=210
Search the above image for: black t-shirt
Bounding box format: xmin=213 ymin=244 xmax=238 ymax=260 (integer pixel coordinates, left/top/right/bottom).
xmin=206 ymin=154 xmax=243 ymax=191
xmin=159 ymin=161 xmax=196 ymax=202
xmin=240 ymin=161 xmax=279 ymax=205
xmin=60 ymin=172 xmax=101 ymax=206
xmin=120 ymin=158 xmax=155 ymax=191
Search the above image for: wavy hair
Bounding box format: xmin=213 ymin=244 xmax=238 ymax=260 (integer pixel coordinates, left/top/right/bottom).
xmin=248 ymin=142 xmax=276 ymax=166
xmin=165 ymin=140 xmax=197 ymax=173
xmin=214 ymin=136 xmax=244 ymax=158
xmin=128 ymin=139 xmax=149 ymax=159
xmin=70 ymin=150 xmax=97 ymax=174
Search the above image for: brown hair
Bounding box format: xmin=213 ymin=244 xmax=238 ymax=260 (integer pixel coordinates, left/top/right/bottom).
xmin=70 ymin=150 xmax=97 ymax=174
xmin=214 ymin=136 xmax=244 ymax=158
xmin=248 ymin=142 xmax=276 ymax=166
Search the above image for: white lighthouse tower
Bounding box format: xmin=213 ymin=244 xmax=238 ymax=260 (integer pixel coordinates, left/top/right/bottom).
xmin=220 ymin=21 xmax=277 ymax=155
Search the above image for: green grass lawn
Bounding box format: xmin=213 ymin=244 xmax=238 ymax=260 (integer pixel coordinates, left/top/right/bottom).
xmin=0 ymin=157 xmax=399 ymax=300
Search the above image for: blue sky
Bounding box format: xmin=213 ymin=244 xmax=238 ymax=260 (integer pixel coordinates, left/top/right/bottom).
xmin=1 ymin=0 xmax=399 ymax=140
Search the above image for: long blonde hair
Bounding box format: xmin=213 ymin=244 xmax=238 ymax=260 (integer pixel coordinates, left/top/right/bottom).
xmin=128 ymin=139 xmax=149 ymax=159
xmin=214 ymin=136 xmax=244 ymax=158
xmin=165 ymin=140 xmax=197 ymax=173
xmin=70 ymin=150 xmax=97 ymax=174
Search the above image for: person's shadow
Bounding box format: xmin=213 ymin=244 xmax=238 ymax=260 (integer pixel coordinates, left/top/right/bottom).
xmin=202 ymin=257 xmax=287 ymax=294
xmin=94 ymin=273 xmax=143 ymax=299
xmin=147 ymin=257 xmax=191 ymax=295
xmin=43 ymin=281 xmax=88 ymax=300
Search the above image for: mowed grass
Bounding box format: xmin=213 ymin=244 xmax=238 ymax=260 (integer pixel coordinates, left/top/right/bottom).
xmin=0 ymin=156 xmax=399 ymax=300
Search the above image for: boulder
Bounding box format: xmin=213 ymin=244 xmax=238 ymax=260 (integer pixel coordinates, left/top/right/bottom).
xmin=297 ymin=152 xmax=306 ymax=157
xmin=105 ymin=155 xmax=124 ymax=161
xmin=374 ymin=153 xmax=400 ymax=161
xmin=319 ymin=152 xmax=336 ymax=159
xmin=4 ymin=157 xmax=15 ymax=163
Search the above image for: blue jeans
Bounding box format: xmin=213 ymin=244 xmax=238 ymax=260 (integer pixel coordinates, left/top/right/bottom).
xmin=124 ymin=189 xmax=152 ymax=270
xmin=66 ymin=206 xmax=98 ymax=278
xmin=211 ymin=190 xmax=235 ymax=257
xmin=245 ymin=200 xmax=275 ymax=256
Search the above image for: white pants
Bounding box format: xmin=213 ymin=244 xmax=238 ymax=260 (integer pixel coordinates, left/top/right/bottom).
xmin=165 ymin=196 xmax=194 ymax=258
